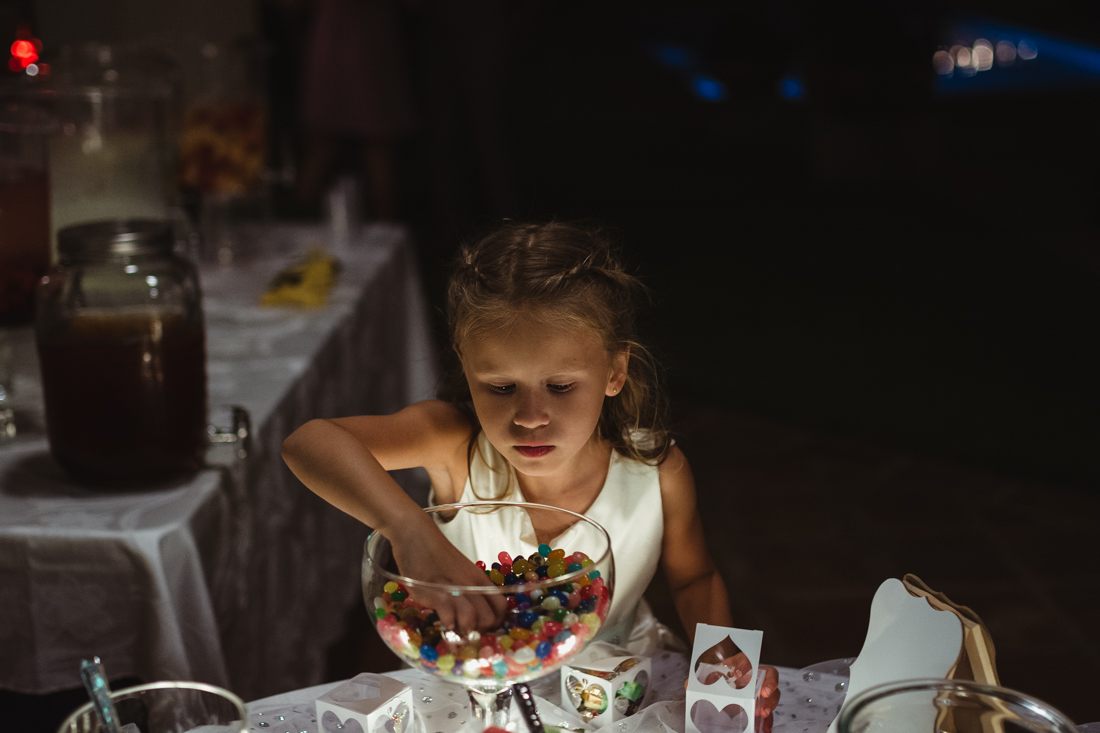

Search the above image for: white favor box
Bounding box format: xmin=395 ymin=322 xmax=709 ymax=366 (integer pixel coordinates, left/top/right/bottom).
xmin=685 ymin=625 xmax=764 ymax=733
xmin=315 ymin=673 xmax=414 ymax=733
xmin=560 ymin=645 xmax=652 ymax=728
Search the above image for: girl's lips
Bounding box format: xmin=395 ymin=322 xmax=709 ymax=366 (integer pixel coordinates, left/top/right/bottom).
xmin=514 ymin=445 xmax=554 ymax=458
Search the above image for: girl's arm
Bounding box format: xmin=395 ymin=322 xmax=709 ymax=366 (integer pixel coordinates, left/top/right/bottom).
xmin=658 ymin=446 xmax=733 ymax=633
xmin=281 ymin=400 xmax=505 ymax=630
xmin=659 ymin=447 xmax=780 ymax=716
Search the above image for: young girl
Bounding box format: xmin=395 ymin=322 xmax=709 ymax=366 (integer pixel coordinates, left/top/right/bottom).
xmin=282 ymin=221 xmax=779 ymax=715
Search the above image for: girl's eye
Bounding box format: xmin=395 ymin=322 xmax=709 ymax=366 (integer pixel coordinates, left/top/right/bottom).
xmin=547 ymin=383 xmax=574 ymax=393
xmin=488 ymin=384 xmax=515 ymax=394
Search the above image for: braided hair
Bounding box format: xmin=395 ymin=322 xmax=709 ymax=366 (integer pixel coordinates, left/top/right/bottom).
xmin=439 ymin=221 xmax=671 ymax=465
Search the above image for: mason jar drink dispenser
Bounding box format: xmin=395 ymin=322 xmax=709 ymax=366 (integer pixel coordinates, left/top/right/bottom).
xmin=35 ymin=219 xmax=207 ymax=483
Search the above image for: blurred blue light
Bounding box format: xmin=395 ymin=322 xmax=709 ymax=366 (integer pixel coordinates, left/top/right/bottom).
xmin=651 ymin=43 xmax=693 ymax=69
xmin=692 ymin=76 xmax=726 ymax=101
xmin=779 ymin=75 xmax=806 ymax=100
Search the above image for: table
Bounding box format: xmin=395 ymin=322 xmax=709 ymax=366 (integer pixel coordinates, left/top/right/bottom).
xmin=246 ymin=662 xmax=1100 ymax=733
xmin=246 ymin=660 xmax=849 ymax=733
xmin=0 ymin=223 xmax=438 ymax=701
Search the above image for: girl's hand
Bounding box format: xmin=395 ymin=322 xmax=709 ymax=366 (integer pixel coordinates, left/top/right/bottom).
xmin=685 ymin=659 xmax=781 ymax=726
xmin=389 ymin=523 xmax=507 ymax=634
xmin=718 ymin=658 xmax=779 ymax=730
xmin=748 ymin=663 xmax=781 ymax=720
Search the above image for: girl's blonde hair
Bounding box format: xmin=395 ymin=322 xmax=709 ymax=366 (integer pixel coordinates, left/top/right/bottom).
xmin=439 ymin=220 xmax=671 ymax=465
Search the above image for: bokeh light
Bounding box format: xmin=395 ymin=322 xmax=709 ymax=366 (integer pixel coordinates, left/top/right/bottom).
xmin=972 ymin=39 xmax=994 ymax=71
xmin=995 ymin=40 xmax=1018 ymax=66
xmin=932 ymin=50 xmax=954 ymax=76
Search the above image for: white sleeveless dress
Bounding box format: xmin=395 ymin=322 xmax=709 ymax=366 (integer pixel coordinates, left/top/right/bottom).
xmin=430 ymin=432 xmax=680 ymax=654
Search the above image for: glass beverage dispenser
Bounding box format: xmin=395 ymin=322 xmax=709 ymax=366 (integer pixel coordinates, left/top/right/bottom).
xmin=44 ymin=43 xmax=177 ymax=253
xmin=35 ymin=220 xmax=207 ymax=484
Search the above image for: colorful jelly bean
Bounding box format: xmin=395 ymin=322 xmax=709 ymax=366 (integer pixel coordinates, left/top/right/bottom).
xmin=371 ymin=543 xmax=610 ymax=683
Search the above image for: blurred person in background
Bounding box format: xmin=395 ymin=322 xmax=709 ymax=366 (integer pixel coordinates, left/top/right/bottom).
xmin=296 ymin=0 xmax=417 ymax=221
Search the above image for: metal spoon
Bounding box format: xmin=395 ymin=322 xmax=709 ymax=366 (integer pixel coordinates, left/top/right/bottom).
xmin=80 ymin=657 xmax=122 ymax=733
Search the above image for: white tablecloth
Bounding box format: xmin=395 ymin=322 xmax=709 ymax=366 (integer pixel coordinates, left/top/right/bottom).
xmin=245 ymin=660 xmax=850 ymax=733
xmin=0 ymin=223 xmax=438 ymax=701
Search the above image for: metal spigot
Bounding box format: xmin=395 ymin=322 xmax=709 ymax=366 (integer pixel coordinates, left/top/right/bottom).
xmin=208 ymin=405 xmax=252 ymax=459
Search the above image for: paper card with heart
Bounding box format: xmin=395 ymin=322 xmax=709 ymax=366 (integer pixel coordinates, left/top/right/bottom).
xmin=315 ymin=672 xmax=414 ymax=733
xmin=685 ymin=624 xmax=764 ymax=733
xmin=559 ymin=642 xmax=652 ymax=728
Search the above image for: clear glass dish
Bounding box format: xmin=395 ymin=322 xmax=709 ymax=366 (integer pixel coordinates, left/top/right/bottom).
xmin=837 ymin=678 xmax=1079 ymax=733
xmin=362 ymin=501 xmax=615 ymax=730
xmin=55 ymin=680 xmax=247 ymax=733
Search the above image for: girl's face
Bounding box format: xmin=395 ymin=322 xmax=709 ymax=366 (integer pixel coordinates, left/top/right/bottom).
xmin=459 ymin=319 xmax=627 ymax=478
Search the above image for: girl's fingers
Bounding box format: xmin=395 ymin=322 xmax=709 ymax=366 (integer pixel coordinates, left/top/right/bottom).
xmin=473 ymin=595 xmax=502 ymax=631
xmin=756 ymin=666 xmax=780 ymax=716
xmin=454 ymin=596 xmax=481 ymax=635
xmin=760 ymin=665 xmax=779 ymax=698
xmin=487 ymin=591 xmax=508 ymax=619
xmin=435 ymin=603 xmax=457 ymax=633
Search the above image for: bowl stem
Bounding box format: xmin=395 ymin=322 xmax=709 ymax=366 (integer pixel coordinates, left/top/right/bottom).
xmin=468 ymin=687 xmax=514 ymax=730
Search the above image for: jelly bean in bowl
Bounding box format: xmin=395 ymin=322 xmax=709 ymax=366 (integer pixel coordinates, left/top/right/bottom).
xmin=362 ymin=502 xmax=615 ymax=730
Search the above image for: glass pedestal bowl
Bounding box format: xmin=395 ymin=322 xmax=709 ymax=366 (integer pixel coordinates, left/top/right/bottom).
xmin=362 ymin=501 xmax=615 ymax=730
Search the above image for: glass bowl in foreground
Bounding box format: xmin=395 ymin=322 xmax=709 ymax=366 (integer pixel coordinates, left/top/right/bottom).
xmin=837 ymin=678 xmax=1079 ymax=733
xmin=56 ymin=680 xmax=247 ymax=733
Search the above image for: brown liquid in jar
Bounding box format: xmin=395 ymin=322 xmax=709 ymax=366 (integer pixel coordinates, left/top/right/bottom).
xmin=0 ymin=172 xmax=51 ymax=325
xmin=37 ymin=310 xmax=208 ymax=483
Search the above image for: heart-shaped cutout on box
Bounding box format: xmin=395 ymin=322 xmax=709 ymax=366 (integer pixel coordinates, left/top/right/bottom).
xmin=373 ymin=701 xmax=410 ymax=733
xmin=611 ymin=657 xmax=641 ymax=678
xmin=613 ymin=669 xmax=648 ymax=716
xmin=690 ymin=700 xmax=748 ymax=733
xmin=565 ymin=674 xmax=586 ymax=709
xmin=577 ymin=683 xmax=609 ymax=720
xmin=694 ymin=636 xmax=752 ymax=689
xmin=322 ymin=710 xmax=366 ymax=733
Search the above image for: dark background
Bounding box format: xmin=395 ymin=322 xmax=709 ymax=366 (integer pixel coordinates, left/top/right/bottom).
xmin=379 ymin=0 xmax=1100 ymax=492
xmin=3 ymin=0 xmax=1098 ymax=727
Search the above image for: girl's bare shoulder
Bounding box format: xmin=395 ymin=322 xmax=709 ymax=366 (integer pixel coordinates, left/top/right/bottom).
xmin=657 ymin=445 xmax=698 ymax=512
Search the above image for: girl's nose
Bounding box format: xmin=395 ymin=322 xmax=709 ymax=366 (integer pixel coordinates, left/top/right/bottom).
xmin=513 ymin=390 xmax=549 ymax=429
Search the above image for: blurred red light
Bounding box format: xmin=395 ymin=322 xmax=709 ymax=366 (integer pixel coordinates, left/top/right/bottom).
xmin=11 ymin=40 xmax=35 ymax=58
xmin=8 ymin=57 xmax=20 ymax=72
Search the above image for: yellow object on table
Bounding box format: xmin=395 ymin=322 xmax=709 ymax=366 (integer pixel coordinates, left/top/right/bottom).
xmin=260 ymin=249 xmax=340 ymax=308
